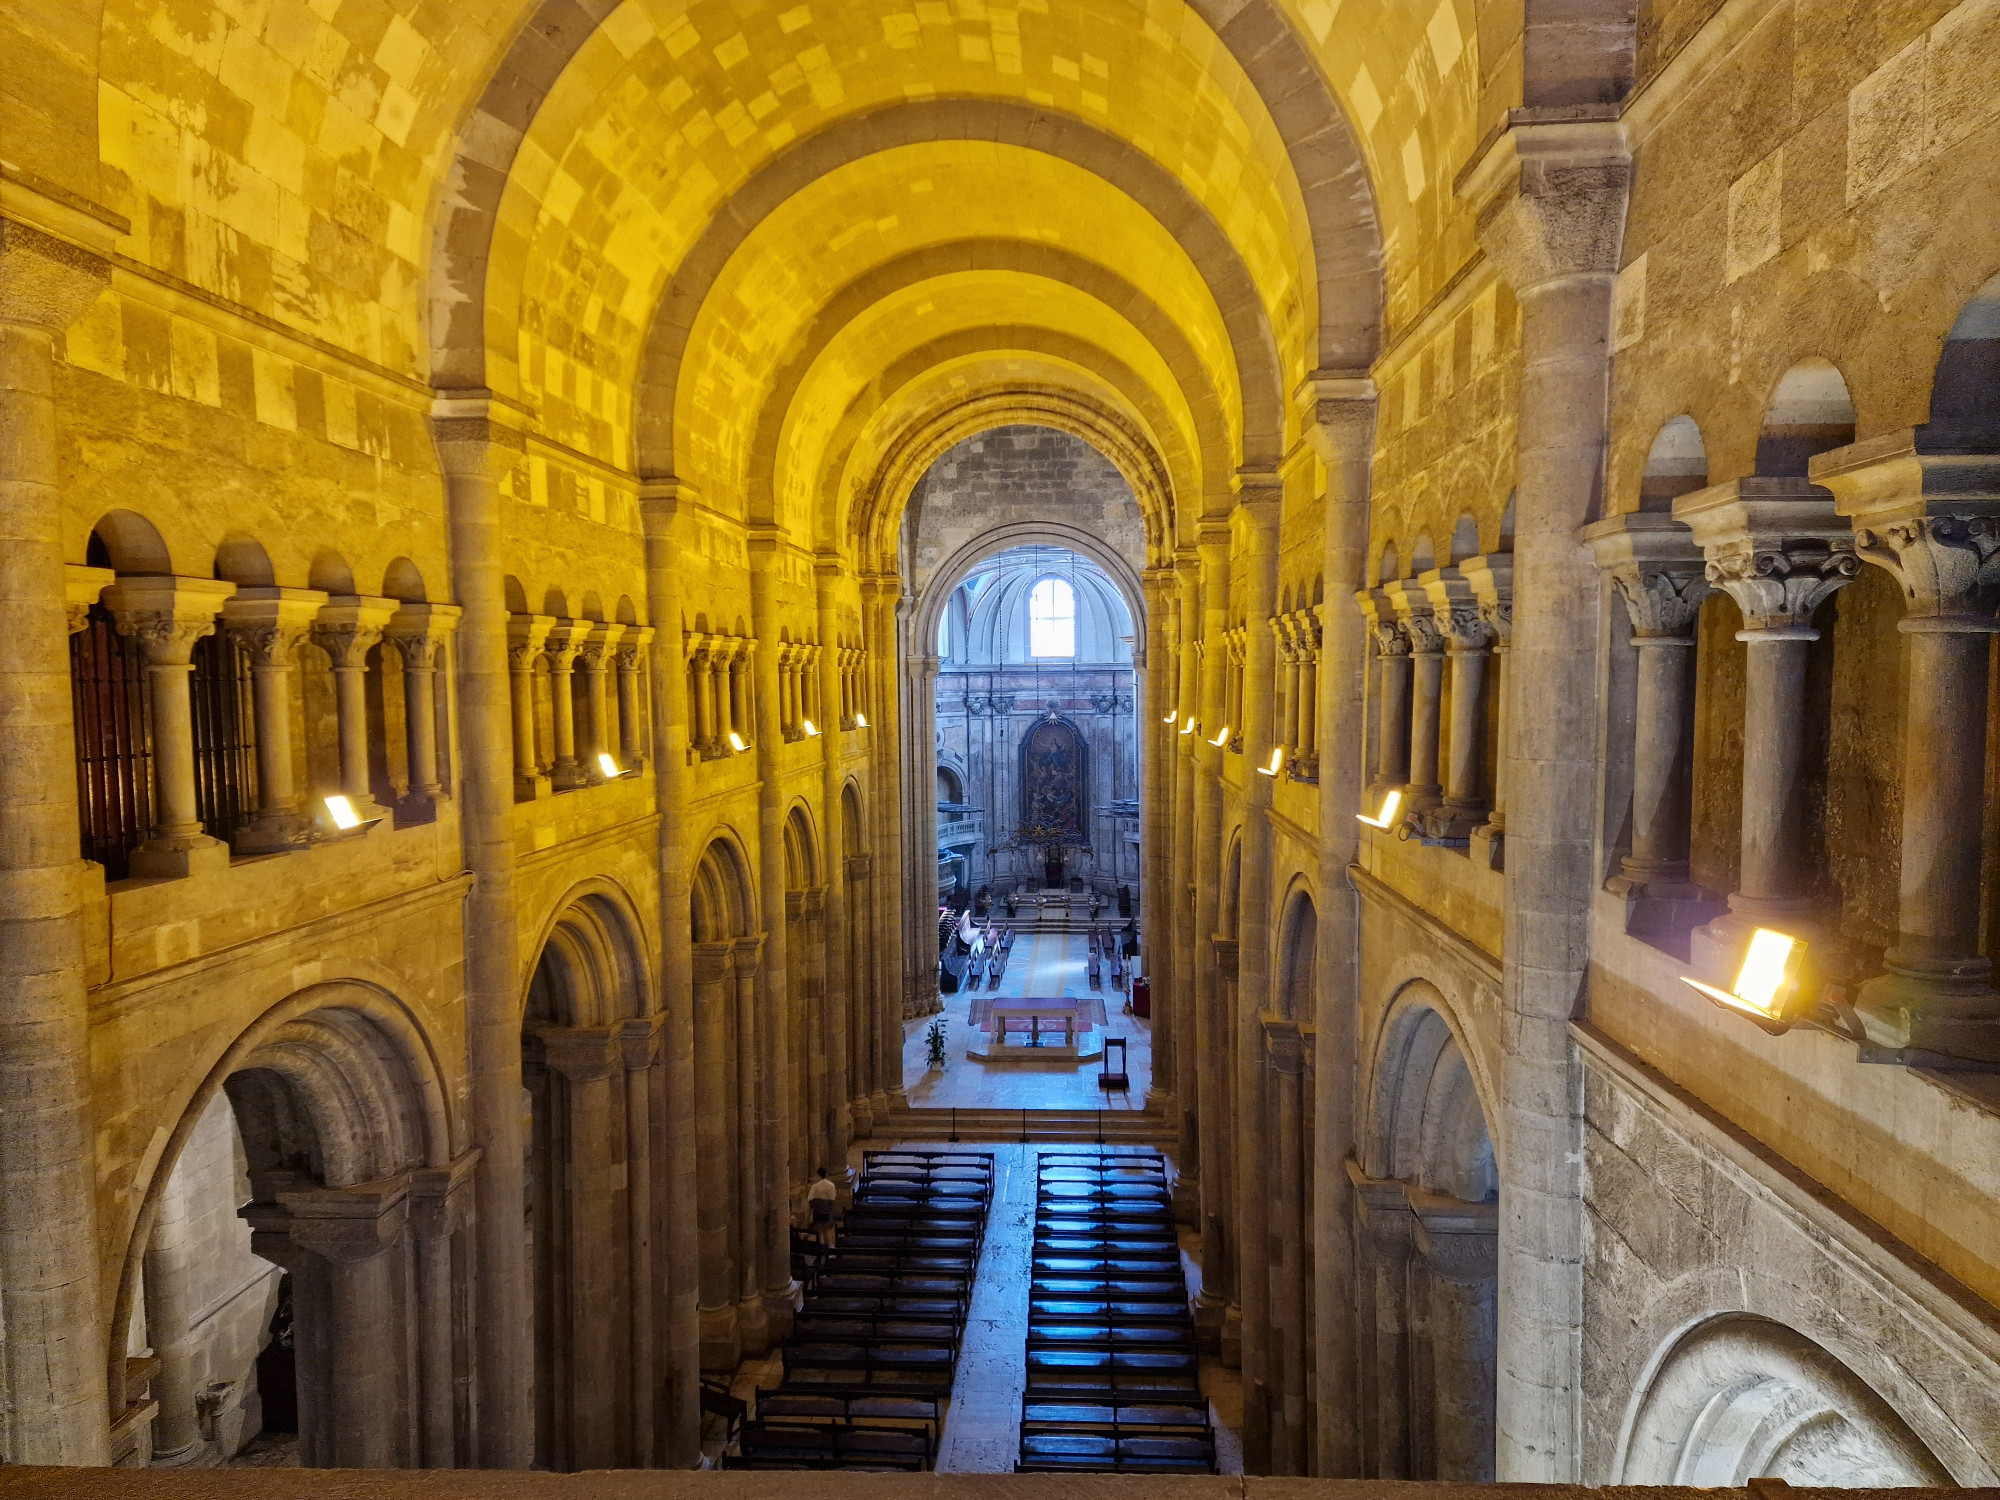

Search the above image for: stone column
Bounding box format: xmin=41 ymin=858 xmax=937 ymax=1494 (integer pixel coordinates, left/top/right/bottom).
xmin=246 ymin=1181 xmax=413 ymax=1469
xmin=904 ymin=651 xmax=942 ymax=1013
xmin=385 ymin=602 xmax=460 ymax=813
xmin=1412 ymin=1192 xmax=1499 ymax=1483
xmin=1365 ymin=602 xmax=1412 ymax=805
xmin=1815 ymin=434 xmax=2000 ymax=1067
xmin=408 ymin=1154 xmax=477 ymax=1470
xmin=1584 ymin=517 xmax=1710 ymax=905
xmin=617 ymin=1018 xmax=661 ymax=1464
xmin=638 ymin=482 xmax=702 ymax=1462
xmin=1191 ymin=523 xmax=1234 ymax=1334
xmin=616 ymin=627 xmax=653 ymax=772
xmin=506 ymin=615 xmax=555 ymax=799
xmin=1459 ymin=556 xmax=1514 ymax=868
xmin=1677 ymin=480 xmax=1857 ymax=961
xmin=544 ymin=620 xmax=587 ymax=790
xmin=1263 ymin=1015 xmax=1310 ymax=1474
xmin=691 ymin=942 xmax=739 ymax=1372
xmin=142 ymin=1157 xmax=204 ymax=1463
xmin=844 ymin=852 xmax=876 ymax=1135
xmin=1467 ymin=118 xmax=1629 ymax=1480
xmin=1170 ymin=555 xmax=1203 ymax=1213
xmin=1307 ymin=376 xmax=1376 ymax=1477
xmin=104 ymin=576 xmax=238 ymax=875
xmin=746 ymin=541 xmax=797 ymax=1335
xmin=1386 ymin=580 xmax=1444 ymax=812
xmin=575 ymin=622 xmax=624 ymax=778
xmin=731 ymin=935 xmax=772 ymax=1352
xmin=1140 ymin=566 xmax=1176 ymax=1121
xmin=1349 ymin=1167 xmax=1414 ymax=1478
xmin=535 ymin=1026 xmax=621 ymax=1469
xmin=1231 ymin=480 xmax=1282 ymax=1462
xmin=0 ymin=214 xmax=114 ymax=1464
xmin=223 ymin=587 xmax=329 ymax=853
xmin=1421 ymin=570 xmax=1491 ymax=842
xmin=312 ymin=596 xmax=399 ymax=817
xmin=430 ymin=395 xmax=534 ymax=1465
xmin=815 ymin=562 xmax=853 ymax=1162
xmin=863 ymin=577 xmax=906 ymax=1104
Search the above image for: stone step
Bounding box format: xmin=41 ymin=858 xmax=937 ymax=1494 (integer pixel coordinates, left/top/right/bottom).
xmin=870 ymin=1106 xmax=1175 ymax=1144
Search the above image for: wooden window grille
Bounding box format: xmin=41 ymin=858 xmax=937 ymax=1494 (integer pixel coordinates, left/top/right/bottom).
xmin=189 ymin=629 xmax=258 ymax=843
xmin=70 ymin=604 xmax=154 ymax=880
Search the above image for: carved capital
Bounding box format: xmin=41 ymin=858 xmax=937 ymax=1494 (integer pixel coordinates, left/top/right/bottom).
xmin=1674 ymin=480 xmax=1857 ymax=634
xmin=313 ymin=595 xmax=400 ymax=669
xmin=1470 ymin=123 xmax=1631 ymax=294
xmin=0 ymin=218 xmax=114 ymax=335
xmin=507 ymin=613 xmax=557 ymax=669
xmin=103 ymin=577 xmax=237 ymax=666
xmin=1706 ymin=538 xmax=1858 ymax=634
xmin=532 ymin=1025 xmax=621 ymax=1084
xmin=1442 ymin=605 xmax=1492 ymax=653
xmin=1373 ymin=621 xmax=1411 ymax=658
xmin=1855 ymin=514 xmax=2000 ymax=631
xmin=384 ymin=602 xmax=461 ymax=672
xmin=409 ymin=1151 xmax=481 ymax=1240
xmin=1402 ymin=612 xmax=1445 ymax=655
xmin=1613 ymin=567 xmax=1708 ymax=639
xmin=224 ymin=587 xmax=331 ymax=666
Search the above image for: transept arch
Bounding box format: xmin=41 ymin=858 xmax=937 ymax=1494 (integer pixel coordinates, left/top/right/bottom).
xmin=1616 ymin=1315 xmax=1954 ymax=1487
xmin=113 ymin=983 xmax=464 ymax=1470
xmin=522 ymin=883 xmax=654 ymax=1028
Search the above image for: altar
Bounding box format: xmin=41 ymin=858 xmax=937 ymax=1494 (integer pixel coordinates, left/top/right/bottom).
xmin=965 ymin=995 xmax=1107 ymax=1063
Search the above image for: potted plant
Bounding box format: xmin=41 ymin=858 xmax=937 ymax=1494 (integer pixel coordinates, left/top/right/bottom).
xmin=925 ymin=1016 xmax=949 ymax=1070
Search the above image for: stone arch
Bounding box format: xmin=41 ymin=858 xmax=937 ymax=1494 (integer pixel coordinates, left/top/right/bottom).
xmin=1617 ymin=1315 xmax=1954 ymax=1486
xmin=1352 ymin=980 xmax=1499 ymax=1481
xmin=1640 ymin=415 xmax=1710 ymax=511
xmin=428 ymin=4 xmax=1382 ymax=402
xmin=1755 ymin=359 xmax=1858 ymax=478
xmin=81 ymin=509 xmax=172 ymax=573
xmin=651 ymin=101 xmax=1290 ymax=475
xmin=853 ymin=383 xmax=1184 ymax=564
xmin=737 ymin=239 xmax=1233 ymax=529
xmin=213 ymin=533 xmax=275 ymax=586
xmin=690 ymin=831 xmax=757 ymax=942
xmin=113 ymin=983 xmax=462 ymax=1469
xmin=1929 ymin=269 xmax=2000 ymax=431
xmin=783 ymin=803 xmax=820 ymax=892
xmin=519 ymin=883 xmax=665 ymax=1470
xmin=523 ymin=883 xmax=654 ymax=1029
xmin=1275 ymin=882 xmax=1318 ymax=1021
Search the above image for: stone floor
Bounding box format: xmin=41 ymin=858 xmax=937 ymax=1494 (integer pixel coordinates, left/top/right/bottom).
xmin=905 ymin=935 xmax=1154 ymax=1110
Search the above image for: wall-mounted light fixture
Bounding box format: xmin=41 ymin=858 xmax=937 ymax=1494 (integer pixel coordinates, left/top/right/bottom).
xmin=854 ymin=713 xmax=869 ymax=729
xmin=1208 ymin=725 xmax=1231 ymax=747
xmin=1356 ymin=789 xmax=1403 ymax=829
xmin=1682 ymin=928 xmax=1808 ymax=1035
xmin=802 ymin=718 xmax=820 ymax=737
xmin=728 ymin=731 xmax=748 ymax=753
xmin=1179 ymin=718 xmax=1198 ymax=737
xmin=1257 ymin=747 xmax=1284 ymax=777
xmin=1163 ymin=709 xmax=1178 ymax=725
xmin=320 ymin=794 xmax=382 ymax=839
xmin=597 ymin=752 xmax=637 ymax=780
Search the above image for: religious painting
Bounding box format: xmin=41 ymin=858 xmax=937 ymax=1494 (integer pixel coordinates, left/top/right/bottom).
xmin=1020 ymin=717 xmax=1087 ymax=838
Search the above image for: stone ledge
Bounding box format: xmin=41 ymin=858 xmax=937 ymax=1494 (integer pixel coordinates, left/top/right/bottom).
xmin=0 ymin=1475 xmax=1977 ymax=1500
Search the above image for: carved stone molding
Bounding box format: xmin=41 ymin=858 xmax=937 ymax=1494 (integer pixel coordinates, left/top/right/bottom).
xmin=1582 ymin=514 xmax=1710 ymax=640
xmin=103 ymin=577 xmax=238 ymax=666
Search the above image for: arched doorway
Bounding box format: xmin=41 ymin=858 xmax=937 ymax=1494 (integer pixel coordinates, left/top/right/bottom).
xmin=125 ymin=987 xmax=469 ymax=1470
xmin=689 ymin=836 xmax=781 ymax=1370
xmin=522 ymin=889 xmax=662 ymax=1470
xmin=1352 ymin=996 xmax=1499 ymax=1481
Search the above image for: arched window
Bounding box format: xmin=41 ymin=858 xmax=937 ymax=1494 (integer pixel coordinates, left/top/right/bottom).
xmin=1028 ymin=577 xmax=1076 ymax=658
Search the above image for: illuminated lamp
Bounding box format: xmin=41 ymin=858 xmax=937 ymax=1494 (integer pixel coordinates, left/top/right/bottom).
xmin=1356 ymin=790 xmax=1403 ymax=830
xmin=1682 ymin=928 xmax=1807 ymax=1035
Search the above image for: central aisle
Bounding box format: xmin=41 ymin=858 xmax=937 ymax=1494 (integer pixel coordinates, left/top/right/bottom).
xmin=856 ymin=1141 xmax=1242 ymax=1474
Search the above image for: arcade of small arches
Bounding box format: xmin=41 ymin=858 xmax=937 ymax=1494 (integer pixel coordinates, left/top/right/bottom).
xmin=1 ymin=0 xmax=1998 ymax=1492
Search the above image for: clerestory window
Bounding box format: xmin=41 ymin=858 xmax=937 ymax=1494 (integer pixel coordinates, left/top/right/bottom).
xmin=1028 ymin=577 xmax=1076 ymax=659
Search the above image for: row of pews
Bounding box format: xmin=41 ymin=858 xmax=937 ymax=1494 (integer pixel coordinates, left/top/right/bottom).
xmin=723 ymin=1149 xmax=996 ymax=1471
xmin=1015 ymin=1151 xmax=1218 ymax=1473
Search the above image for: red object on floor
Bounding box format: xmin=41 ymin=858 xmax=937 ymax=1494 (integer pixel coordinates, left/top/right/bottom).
xmin=1131 ymin=976 xmax=1151 ymax=1018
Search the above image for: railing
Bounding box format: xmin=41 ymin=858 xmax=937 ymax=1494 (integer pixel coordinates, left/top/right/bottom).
xmin=937 ymin=812 xmax=985 ymax=850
